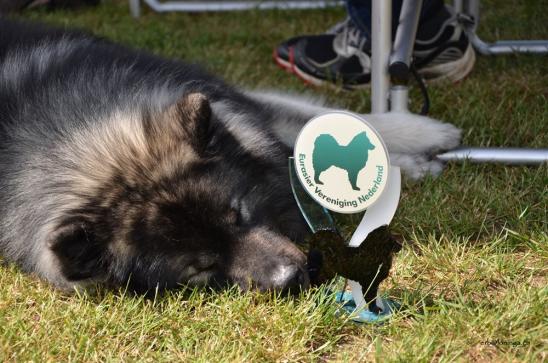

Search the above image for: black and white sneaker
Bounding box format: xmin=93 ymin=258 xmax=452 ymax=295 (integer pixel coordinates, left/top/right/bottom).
xmin=413 ymin=9 xmax=476 ymax=83
xmin=272 ymin=18 xmax=350 ymax=72
xmin=289 ymin=21 xmax=373 ymax=89
xmin=273 ymin=7 xmax=475 ymax=89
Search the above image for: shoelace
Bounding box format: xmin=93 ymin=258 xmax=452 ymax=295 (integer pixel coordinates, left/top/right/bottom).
xmin=333 ymin=24 xmax=371 ymax=70
xmin=334 ymin=25 xmax=367 ymax=55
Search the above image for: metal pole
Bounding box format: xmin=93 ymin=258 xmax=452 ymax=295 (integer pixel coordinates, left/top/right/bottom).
xmin=389 ymin=0 xmax=422 ymax=81
xmin=134 ymin=0 xmax=343 ymax=15
xmin=390 ymin=86 xmax=409 ymax=112
xmin=130 ymin=0 xmax=141 ymax=17
xmin=461 ymin=0 xmax=548 ymax=55
xmin=371 ymin=0 xmax=391 ymax=113
xmin=437 ymin=147 xmax=548 ymax=165
xmin=469 ymin=36 xmax=548 ymax=55
xmin=453 ymin=0 xmax=463 ymax=13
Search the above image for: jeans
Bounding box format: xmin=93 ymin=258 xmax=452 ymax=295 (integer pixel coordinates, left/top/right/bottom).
xmin=346 ymin=0 xmax=448 ymax=41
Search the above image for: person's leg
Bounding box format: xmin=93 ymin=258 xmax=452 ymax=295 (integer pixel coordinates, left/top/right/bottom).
xmin=345 ymin=0 xmax=398 ymax=39
xmin=345 ymin=0 xmax=450 ymax=41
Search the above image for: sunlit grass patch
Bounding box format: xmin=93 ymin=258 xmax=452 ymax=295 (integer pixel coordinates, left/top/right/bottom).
xmin=2 ymin=0 xmax=547 ymax=361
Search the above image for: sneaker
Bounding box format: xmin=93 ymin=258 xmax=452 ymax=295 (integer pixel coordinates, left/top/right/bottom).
xmin=289 ymin=21 xmax=372 ymax=89
xmin=274 ymin=6 xmax=475 ymax=89
xmin=272 ymin=18 xmax=350 ymax=72
xmin=412 ymin=8 xmax=476 ymax=83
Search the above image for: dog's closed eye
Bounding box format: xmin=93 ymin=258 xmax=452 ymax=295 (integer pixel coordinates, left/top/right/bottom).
xmin=228 ymin=196 xmax=252 ymax=226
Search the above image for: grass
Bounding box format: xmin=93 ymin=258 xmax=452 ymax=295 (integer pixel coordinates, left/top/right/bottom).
xmin=2 ymin=0 xmax=547 ymax=361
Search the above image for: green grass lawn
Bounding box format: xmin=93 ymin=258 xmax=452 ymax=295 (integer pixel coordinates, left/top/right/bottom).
xmin=2 ymin=0 xmax=547 ymax=361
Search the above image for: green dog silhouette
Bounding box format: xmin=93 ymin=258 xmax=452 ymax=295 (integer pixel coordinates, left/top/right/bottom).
xmin=312 ymin=132 xmax=375 ymax=191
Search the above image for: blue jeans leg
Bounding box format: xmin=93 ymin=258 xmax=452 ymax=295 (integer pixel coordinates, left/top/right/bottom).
xmin=346 ymin=0 xmax=446 ymax=39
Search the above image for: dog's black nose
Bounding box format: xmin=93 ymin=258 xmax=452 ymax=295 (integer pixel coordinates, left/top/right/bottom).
xmin=270 ymin=263 xmax=308 ymax=290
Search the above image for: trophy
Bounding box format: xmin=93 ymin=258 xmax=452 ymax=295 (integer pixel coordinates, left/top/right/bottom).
xmin=290 ymin=112 xmax=401 ymax=322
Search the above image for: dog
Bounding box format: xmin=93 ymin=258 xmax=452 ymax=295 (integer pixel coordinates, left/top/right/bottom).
xmin=0 ymin=18 xmax=461 ymax=297
xmin=312 ymin=132 xmax=375 ymax=191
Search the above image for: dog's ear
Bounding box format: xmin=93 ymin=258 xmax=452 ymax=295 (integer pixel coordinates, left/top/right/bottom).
xmin=175 ymin=92 xmax=211 ymax=151
xmin=148 ymin=92 xmax=211 ymax=153
xmin=48 ymin=220 xmax=104 ymax=282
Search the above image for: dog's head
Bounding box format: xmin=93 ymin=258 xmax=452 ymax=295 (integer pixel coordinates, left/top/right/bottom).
xmin=47 ymin=92 xmax=310 ymax=293
xmin=351 ymin=132 xmax=375 ymax=152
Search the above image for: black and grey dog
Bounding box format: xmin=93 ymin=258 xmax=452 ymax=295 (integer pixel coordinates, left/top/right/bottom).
xmin=0 ymin=18 xmax=461 ymax=294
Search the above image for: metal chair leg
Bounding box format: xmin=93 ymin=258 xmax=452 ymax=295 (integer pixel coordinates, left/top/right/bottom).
xmin=130 ymin=0 xmax=344 ymax=17
xmin=456 ymin=0 xmax=548 ymax=55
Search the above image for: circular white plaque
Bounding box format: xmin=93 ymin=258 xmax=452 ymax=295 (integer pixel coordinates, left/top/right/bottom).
xmin=293 ymin=111 xmax=390 ymax=213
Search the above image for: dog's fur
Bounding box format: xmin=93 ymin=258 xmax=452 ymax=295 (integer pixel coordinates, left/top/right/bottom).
xmin=0 ymin=18 xmax=461 ymax=295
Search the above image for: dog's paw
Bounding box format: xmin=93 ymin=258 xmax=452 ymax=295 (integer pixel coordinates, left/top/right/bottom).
xmin=366 ymin=112 xmax=462 ymax=155
xmin=389 ymin=153 xmax=445 ymax=180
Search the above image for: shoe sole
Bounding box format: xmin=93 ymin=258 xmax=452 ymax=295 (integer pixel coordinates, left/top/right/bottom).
xmin=292 ymin=60 xmax=370 ymax=90
xmin=272 ymin=48 xmax=293 ymax=72
xmin=418 ymin=44 xmax=476 ymax=83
